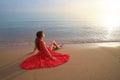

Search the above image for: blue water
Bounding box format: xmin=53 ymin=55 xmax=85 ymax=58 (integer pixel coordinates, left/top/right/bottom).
xmin=0 ymin=20 xmax=120 ymax=48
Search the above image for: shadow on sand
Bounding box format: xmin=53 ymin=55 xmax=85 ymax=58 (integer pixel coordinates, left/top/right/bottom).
xmin=0 ymin=52 xmax=32 ymax=80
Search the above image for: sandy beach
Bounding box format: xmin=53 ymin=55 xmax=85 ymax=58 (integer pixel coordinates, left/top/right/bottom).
xmin=0 ymin=42 xmax=120 ymax=80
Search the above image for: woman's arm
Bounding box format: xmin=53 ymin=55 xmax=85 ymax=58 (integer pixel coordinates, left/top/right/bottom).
xmin=32 ymin=45 xmax=37 ymax=53
xmin=41 ymin=41 xmax=56 ymax=60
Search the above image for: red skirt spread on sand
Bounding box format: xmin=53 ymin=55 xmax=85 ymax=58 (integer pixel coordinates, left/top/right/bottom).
xmin=20 ymin=40 xmax=70 ymax=70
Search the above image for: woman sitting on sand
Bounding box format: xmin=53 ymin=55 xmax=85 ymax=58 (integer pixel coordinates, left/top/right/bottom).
xmin=20 ymin=31 xmax=70 ymax=70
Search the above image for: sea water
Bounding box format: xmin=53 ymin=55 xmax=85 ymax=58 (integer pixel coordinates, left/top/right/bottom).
xmin=0 ymin=20 xmax=120 ymax=48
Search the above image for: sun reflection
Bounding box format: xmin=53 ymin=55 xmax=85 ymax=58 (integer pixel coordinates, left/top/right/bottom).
xmin=98 ymin=42 xmax=120 ymax=47
xmin=99 ymin=13 xmax=119 ymax=40
xmin=99 ymin=0 xmax=120 ymax=29
xmin=98 ymin=0 xmax=120 ymax=39
xmin=100 ymin=14 xmax=119 ymax=29
xmin=98 ymin=0 xmax=120 ymax=40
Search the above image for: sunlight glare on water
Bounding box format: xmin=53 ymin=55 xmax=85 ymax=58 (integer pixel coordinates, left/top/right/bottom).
xmin=97 ymin=42 xmax=120 ymax=47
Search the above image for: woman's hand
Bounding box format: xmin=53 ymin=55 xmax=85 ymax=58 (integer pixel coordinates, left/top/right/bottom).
xmin=51 ymin=57 xmax=56 ymax=60
xmin=27 ymin=51 xmax=34 ymax=55
xmin=30 ymin=51 xmax=35 ymax=54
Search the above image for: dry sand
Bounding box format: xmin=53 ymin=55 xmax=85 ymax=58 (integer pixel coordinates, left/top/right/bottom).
xmin=0 ymin=42 xmax=120 ymax=80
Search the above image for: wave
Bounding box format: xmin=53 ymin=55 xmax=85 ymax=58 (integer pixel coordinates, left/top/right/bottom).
xmin=0 ymin=39 xmax=120 ymax=49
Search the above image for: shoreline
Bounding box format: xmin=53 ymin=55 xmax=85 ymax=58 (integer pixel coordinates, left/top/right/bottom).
xmin=0 ymin=41 xmax=120 ymax=50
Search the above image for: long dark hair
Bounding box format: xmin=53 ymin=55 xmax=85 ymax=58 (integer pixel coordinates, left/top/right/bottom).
xmin=35 ymin=31 xmax=44 ymax=50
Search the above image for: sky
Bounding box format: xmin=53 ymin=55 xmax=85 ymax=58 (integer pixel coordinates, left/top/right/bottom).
xmin=0 ymin=0 xmax=120 ymax=22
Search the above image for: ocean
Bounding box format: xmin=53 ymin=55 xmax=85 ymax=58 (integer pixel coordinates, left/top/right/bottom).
xmin=0 ymin=20 xmax=120 ymax=48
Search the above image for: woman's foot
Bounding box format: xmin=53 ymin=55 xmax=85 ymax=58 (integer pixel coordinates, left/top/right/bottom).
xmin=53 ymin=44 xmax=63 ymax=51
xmin=58 ymin=44 xmax=63 ymax=48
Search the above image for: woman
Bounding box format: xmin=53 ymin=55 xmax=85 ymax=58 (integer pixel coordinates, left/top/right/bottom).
xmin=20 ymin=31 xmax=70 ymax=70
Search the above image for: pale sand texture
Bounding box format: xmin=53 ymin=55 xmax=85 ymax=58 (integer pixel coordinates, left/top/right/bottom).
xmin=0 ymin=43 xmax=120 ymax=80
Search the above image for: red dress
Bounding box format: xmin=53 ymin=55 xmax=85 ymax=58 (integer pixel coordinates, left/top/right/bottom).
xmin=20 ymin=40 xmax=70 ymax=70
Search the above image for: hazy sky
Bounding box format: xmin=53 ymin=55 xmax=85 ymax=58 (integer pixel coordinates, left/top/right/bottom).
xmin=0 ymin=0 xmax=120 ymax=21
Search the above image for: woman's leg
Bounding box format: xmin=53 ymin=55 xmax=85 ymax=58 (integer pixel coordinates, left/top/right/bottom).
xmin=49 ymin=40 xmax=62 ymax=51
